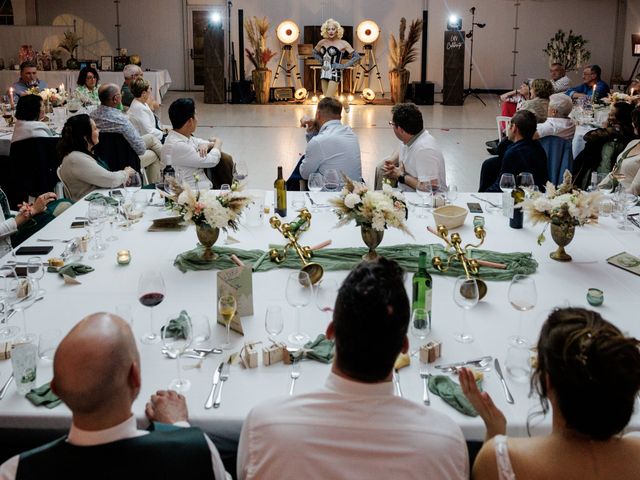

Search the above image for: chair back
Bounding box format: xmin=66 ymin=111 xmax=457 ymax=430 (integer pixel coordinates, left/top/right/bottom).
xmin=93 ymin=132 xmax=141 ymax=173
xmin=56 ymin=166 xmax=72 ymax=199
xmin=538 ymin=135 xmax=573 ymax=186
xmin=496 ymin=116 xmax=511 ymax=142
xmin=6 ymin=136 xmax=61 ymax=209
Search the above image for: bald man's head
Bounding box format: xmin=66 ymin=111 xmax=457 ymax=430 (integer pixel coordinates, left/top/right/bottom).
xmin=98 ymin=83 xmax=121 ymax=107
xmin=52 ymin=313 xmax=140 ymax=415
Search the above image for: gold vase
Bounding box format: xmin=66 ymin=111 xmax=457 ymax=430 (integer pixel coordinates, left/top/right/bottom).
xmin=196 ymin=224 xmax=220 ymax=261
xmin=252 ymin=68 xmax=272 ymax=104
xmin=360 ymin=224 xmax=384 ymax=261
xmin=549 ymin=223 xmax=575 ymax=262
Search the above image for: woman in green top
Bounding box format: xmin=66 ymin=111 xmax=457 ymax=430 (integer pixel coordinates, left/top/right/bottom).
xmin=75 ymin=66 xmax=100 ymax=105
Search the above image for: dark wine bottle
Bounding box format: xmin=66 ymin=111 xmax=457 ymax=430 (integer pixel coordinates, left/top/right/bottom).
xmin=412 ymin=251 xmax=432 ymax=329
xmin=509 ymin=186 xmax=524 ymax=229
xmin=274 ymin=166 xmax=287 ymax=218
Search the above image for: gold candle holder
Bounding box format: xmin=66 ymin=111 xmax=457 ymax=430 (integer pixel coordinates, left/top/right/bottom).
xmin=117 ymin=249 xmax=131 ymax=265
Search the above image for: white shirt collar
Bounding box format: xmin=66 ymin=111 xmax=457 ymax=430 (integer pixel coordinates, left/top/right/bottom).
xmin=324 ymin=371 xmax=394 ymax=397
xmin=168 ymin=130 xmax=190 ymax=142
xmin=68 ymin=414 xmax=147 ymax=446
xmin=319 ymin=119 xmax=342 ymax=133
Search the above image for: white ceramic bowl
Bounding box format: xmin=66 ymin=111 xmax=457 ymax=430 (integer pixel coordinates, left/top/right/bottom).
xmin=432 ymin=205 xmax=468 ymax=229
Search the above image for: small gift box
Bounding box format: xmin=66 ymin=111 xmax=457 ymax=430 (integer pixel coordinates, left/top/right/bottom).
xmin=262 ymin=342 xmax=287 ymax=366
xmin=240 ymin=341 xmax=261 ymax=369
xmin=420 ymin=340 xmax=442 ymax=364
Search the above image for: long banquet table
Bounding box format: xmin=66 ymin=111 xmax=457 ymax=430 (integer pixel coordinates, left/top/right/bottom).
xmin=0 ymin=191 xmax=639 ymax=444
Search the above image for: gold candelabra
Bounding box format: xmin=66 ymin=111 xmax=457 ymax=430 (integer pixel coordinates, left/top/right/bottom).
xmin=269 ymin=208 xmax=324 ymax=284
xmin=429 ymin=224 xmax=488 ymax=299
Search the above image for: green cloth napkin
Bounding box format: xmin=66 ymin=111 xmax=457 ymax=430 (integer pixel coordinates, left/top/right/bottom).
xmin=161 ymin=310 xmax=190 ymax=339
xmin=428 ymin=375 xmax=479 ymax=417
xmin=47 ymin=263 xmax=94 ymax=278
xmin=174 ymin=243 xmax=537 ymax=281
xmin=84 ymin=192 xmax=119 ymax=206
xmin=302 ymin=334 xmax=335 ymax=363
xmin=26 ymin=382 xmax=62 ymax=409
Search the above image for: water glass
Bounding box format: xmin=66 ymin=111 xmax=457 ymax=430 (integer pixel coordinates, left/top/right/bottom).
xmin=12 ymin=342 xmax=37 ymax=394
xmin=410 ymin=308 xmax=430 ymax=346
xmin=508 ymin=275 xmax=536 ymax=347
xmin=115 ymin=304 xmax=133 ymax=326
xmin=265 ymin=305 xmax=284 ymax=340
xmin=38 ymin=329 xmax=62 ymax=361
xmin=162 ymin=314 xmax=193 ymax=392
xmin=308 ymin=173 xmax=324 ymax=193
xmin=323 ymin=169 xmax=340 ymax=192
xmin=192 ymin=314 xmax=212 ymax=346
xmin=286 ymin=271 xmax=312 ymax=345
xmin=453 ymin=276 xmax=479 ymax=343
xmin=416 ymin=177 xmax=432 ymax=217
xmin=505 ymin=344 xmax=532 ymax=383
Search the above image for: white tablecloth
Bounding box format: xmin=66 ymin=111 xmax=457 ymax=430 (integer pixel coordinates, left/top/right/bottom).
xmin=0 ymin=69 xmax=172 ymax=105
xmin=0 ymin=191 xmax=639 ymax=442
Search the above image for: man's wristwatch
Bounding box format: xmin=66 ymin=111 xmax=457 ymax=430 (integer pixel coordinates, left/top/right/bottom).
xmin=397 ymin=174 xmax=406 ymax=184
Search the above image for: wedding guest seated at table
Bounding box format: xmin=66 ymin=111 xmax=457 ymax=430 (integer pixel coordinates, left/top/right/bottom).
xmin=11 ymin=61 xmax=47 ymax=102
xmin=0 ymin=312 xmax=229 ymax=479
xmin=498 ymin=80 xmax=530 ymax=118
xmin=57 ymin=114 xmax=136 ymax=201
xmin=479 ymin=110 xmax=548 ymax=192
xmin=572 ymin=102 xmax=636 ymax=190
xmin=549 ymin=63 xmax=571 ymax=93
xmin=161 ymin=98 xmax=234 ymax=189
xmin=520 ymin=78 xmax=554 ymax=123
xmin=286 ymin=97 xmax=361 ymax=190
xmin=237 ymin=258 xmax=468 ymax=480
xmin=127 ymin=78 xmax=165 ymax=143
xmin=91 ymin=84 xmax=163 ymax=183
xmin=534 ymin=93 xmax=576 ymax=141
xmin=10 ymin=94 xmax=53 ymax=143
xmin=566 ymin=64 xmax=610 ymax=100
xmin=75 ymin=66 xmax=100 ymax=105
xmin=121 ymin=64 xmax=143 ymax=109
xmin=598 ymin=106 xmax=640 ymax=195
xmin=379 ymin=103 xmax=447 ymax=191
xmin=459 ymin=307 xmax=640 ymax=480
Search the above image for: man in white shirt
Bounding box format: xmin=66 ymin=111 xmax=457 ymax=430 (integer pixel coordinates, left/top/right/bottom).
xmin=298 ymin=97 xmax=362 ymax=181
xmin=535 ymin=93 xmax=576 ymax=141
xmin=381 ymin=103 xmax=447 ymax=192
xmin=161 ymin=98 xmax=234 ymax=189
xmin=0 ymin=312 xmax=229 ymax=479
xmin=237 ymin=258 xmax=468 ymax=480
xmin=549 ymin=63 xmax=571 ymax=93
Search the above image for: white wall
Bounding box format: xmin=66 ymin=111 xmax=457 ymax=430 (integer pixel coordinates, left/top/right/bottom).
xmin=35 ymin=0 xmax=631 ymax=91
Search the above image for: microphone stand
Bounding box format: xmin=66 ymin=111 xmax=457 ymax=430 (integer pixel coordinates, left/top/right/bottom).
xmin=463 ymin=7 xmax=486 ymax=106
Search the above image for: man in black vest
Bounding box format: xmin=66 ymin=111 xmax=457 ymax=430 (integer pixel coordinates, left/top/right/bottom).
xmin=0 ymin=313 xmax=229 ymax=479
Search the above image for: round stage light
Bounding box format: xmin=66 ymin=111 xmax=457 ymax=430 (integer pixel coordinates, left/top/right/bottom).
xmin=356 ymin=20 xmax=380 ymax=44
xmin=210 ymin=12 xmax=222 ymax=24
xmin=347 ymin=94 xmax=354 ymax=103
xmin=276 ymin=20 xmax=300 ymax=45
xmin=311 ymin=95 xmax=318 ymax=103
xmin=362 ymin=88 xmax=375 ymax=103
xmin=294 ymin=88 xmax=308 ymax=101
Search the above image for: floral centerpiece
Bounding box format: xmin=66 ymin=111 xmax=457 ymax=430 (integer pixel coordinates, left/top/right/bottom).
xmin=169 ymin=180 xmax=250 ymax=260
xmin=39 ymin=87 xmax=67 ymax=107
xmin=522 ymin=171 xmax=600 ymax=261
xmin=330 ymin=176 xmax=411 ymax=260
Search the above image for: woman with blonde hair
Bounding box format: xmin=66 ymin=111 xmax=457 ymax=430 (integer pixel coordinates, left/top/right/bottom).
xmin=313 ymin=18 xmax=361 ymax=101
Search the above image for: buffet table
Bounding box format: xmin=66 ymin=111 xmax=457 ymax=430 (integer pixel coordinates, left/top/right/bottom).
xmin=0 ymin=69 xmax=171 ymax=105
xmin=0 ymin=191 xmax=639 ymax=444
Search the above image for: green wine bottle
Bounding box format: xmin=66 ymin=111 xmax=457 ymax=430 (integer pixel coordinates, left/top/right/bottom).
xmin=412 ymin=251 xmax=432 ymax=330
xmin=274 ymin=166 xmax=287 ymax=218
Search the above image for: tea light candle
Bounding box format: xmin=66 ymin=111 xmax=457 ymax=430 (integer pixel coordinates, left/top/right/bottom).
xmin=9 ymin=87 xmax=14 ymax=109
xmin=117 ymin=249 xmax=131 ymax=265
xmin=58 ymin=83 xmax=65 ymax=93
xmin=586 ymin=288 xmax=604 ymax=306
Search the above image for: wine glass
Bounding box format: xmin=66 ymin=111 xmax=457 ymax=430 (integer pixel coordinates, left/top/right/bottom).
xmin=87 ymin=199 xmax=107 ymax=259
xmin=124 ymin=172 xmax=142 ymax=199
xmin=508 ymin=274 xmax=537 ymax=346
xmin=618 ymin=193 xmax=638 ymax=231
xmin=105 ymin=204 xmax=119 ymax=241
xmin=0 ymin=266 xmax=20 ymax=343
xmin=323 ymin=169 xmax=340 ymax=192
xmin=162 ymin=314 xmax=193 ymax=392
xmin=410 ymin=308 xmax=430 ymax=349
xmin=518 ymin=172 xmax=535 ymax=195
xmin=308 ymin=173 xmax=324 ymax=193
xmin=286 ymin=271 xmax=312 ymax=345
xmin=264 ymin=305 xmax=284 ymax=341
xmin=7 ymin=277 xmax=38 ymax=344
xmin=416 ymin=176 xmax=433 ymax=217
xmin=233 ymin=160 xmax=249 ymax=185
xmin=26 ymin=257 xmax=46 ymax=296
xmin=452 ymin=276 xmax=479 ymax=343
xmin=138 ymin=271 xmax=166 ymax=344
xmin=500 ymin=173 xmax=516 ymax=195
xmin=314 ymin=278 xmax=338 ymax=313
xmin=446 ymin=184 xmax=459 ymax=204
xmin=218 ymin=294 xmax=237 ymax=350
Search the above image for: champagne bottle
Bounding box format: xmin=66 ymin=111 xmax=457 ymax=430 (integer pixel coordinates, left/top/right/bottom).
xmin=509 ymin=186 xmax=524 ymax=229
xmin=274 ymin=166 xmax=287 ymax=218
xmin=412 ymin=251 xmax=432 ymax=330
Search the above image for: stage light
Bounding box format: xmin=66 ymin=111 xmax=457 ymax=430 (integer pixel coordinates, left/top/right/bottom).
xmin=361 ymin=88 xmax=375 ymax=103
xmin=294 ymin=87 xmax=308 ymax=101
xmin=447 ymin=15 xmax=462 ymax=31
xmin=276 ymin=20 xmax=300 ymax=45
xmin=347 ymin=94 xmax=354 ymax=102
xmin=210 ymin=12 xmax=222 ymax=24
xmin=311 ymin=95 xmax=318 ymax=103
xmin=356 ymin=20 xmax=380 ymax=44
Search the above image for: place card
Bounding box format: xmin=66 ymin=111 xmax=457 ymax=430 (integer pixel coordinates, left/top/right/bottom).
xmin=420 ymin=340 xmax=442 ymax=364
xmin=216 ymin=264 xmax=254 ymax=334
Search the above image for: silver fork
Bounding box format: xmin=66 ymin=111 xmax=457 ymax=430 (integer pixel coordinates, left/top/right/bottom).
xmin=289 ymin=362 xmax=300 ymax=395
xmin=419 ymin=363 xmax=431 ymax=406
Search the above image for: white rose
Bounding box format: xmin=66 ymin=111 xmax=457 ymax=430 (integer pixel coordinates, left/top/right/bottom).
xmin=344 ymin=193 xmax=361 ymax=209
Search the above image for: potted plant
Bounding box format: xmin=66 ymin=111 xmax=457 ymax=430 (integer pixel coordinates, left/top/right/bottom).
xmin=245 ymin=16 xmax=277 ymax=104
xmin=388 ymin=17 xmax=422 ymax=104
xmin=543 ymin=29 xmax=590 ymax=72
xmin=59 ymin=31 xmax=82 ymax=70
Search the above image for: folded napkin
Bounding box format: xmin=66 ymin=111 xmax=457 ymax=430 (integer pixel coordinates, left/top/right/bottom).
xmin=84 ymin=192 xmax=119 ymax=206
xmin=161 ymin=310 xmax=190 ymax=339
xmin=47 ymin=263 xmax=94 ymax=278
xmin=289 ymin=334 xmax=335 ymax=364
xmin=26 ymin=383 xmax=62 ymax=409
xmin=428 ymin=375 xmax=479 ymax=417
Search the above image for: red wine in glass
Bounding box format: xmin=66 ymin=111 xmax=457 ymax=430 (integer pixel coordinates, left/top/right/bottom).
xmin=138 ymin=271 xmax=165 ymax=344
xmin=139 ymin=292 xmax=164 ymax=307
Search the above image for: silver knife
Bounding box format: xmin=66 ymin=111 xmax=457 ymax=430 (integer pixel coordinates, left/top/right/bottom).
xmin=213 ymin=362 xmax=230 ymax=408
xmin=0 ymin=374 xmax=14 ymax=400
xmin=204 ymin=362 xmax=223 ymax=409
xmin=435 ymin=356 xmax=492 ymax=370
xmin=393 ymin=369 xmax=403 ymax=397
xmin=494 ymin=359 xmax=514 ymax=404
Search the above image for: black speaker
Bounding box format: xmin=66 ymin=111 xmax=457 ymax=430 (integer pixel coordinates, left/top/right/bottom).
xmin=231 ymin=80 xmax=254 ymax=104
xmin=409 ymin=81 xmax=434 ymax=105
